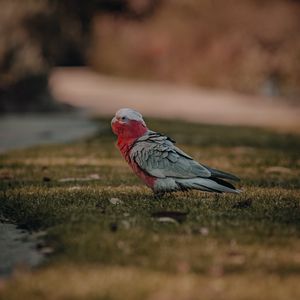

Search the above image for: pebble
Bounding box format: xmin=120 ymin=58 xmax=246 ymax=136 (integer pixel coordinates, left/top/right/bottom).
xmin=109 ymin=198 xmax=123 ymax=205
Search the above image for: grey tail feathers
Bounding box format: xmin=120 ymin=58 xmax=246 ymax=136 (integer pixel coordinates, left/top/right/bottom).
xmin=176 ymin=177 xmax=240 ymax=194
xmin=204 ymin=165 xmax=240 ymax=182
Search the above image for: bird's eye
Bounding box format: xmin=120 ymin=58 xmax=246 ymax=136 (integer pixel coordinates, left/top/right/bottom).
xmin=121 ymin=116 xmax=126 ymax=121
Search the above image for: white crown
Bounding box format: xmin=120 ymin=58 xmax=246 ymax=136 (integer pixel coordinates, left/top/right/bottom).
xmin=115 ymin=108 xmax=146 ymax=126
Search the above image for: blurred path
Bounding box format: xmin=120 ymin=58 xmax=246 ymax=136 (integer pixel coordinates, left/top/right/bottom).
xmin=50 ymin=67 xmax=300 ymax=133
xmin=0 ymin=113 xmax=98 ymax=153
xmin=0 ymin=223 xmax=44 ymax=278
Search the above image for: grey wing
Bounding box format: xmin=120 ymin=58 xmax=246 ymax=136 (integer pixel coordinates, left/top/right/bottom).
xmin=130 ymin=132 xmax=211 ymax=179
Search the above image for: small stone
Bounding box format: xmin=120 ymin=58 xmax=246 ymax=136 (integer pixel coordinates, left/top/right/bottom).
xmin=88 ymin=174 xmax=100 ymax=179
xmin=200 ymin=227 xmax=209 ymax=236
xmin=151 ymin=211 xmax=188 ymax=223
xmin=59 ymin=174 xmax=101 ymax=182
xmin=40 ymin=247 xmax=54 ymax=255
xmin=32 ymin=231 xmax=47 ymax=238
xmin=109 ymin=198 xmax=123 ymax=205
xmin=121 ymin=220 xmax=130 ymax=229
xmin=265 ymin=166 xmax=293 ymax=174
xmin=156 ymin=217 xmax=179 ymax=224
xmin=59 ymin=178 xmax=77 ymax=182
xmin=68 ymin=186 xmax=81 ymax=191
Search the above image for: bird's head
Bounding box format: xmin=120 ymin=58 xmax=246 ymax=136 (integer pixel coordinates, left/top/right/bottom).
xmin=111 ymin=108 xmax=147 ymax=139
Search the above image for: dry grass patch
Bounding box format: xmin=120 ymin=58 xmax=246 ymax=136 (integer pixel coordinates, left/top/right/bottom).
xmin=1 ymin=265 xmax=300 ymax=300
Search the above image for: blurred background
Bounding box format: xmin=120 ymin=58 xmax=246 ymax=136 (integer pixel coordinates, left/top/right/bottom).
xmin=1 ymin=0 xmax=300 ymax=150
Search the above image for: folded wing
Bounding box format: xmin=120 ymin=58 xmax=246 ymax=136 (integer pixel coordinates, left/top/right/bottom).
xmin=130 ymin=132 xmax=211 ymax=179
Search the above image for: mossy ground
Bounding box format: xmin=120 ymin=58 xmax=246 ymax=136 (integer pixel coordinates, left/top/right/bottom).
xmin=0 ymin=118 xmax=300 ymax=299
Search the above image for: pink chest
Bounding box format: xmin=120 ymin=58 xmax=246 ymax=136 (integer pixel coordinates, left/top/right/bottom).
xmin=129 ymin=159 xmax=156 ymax=188
xmin=117 ymin=140 xmax=156 ymax=188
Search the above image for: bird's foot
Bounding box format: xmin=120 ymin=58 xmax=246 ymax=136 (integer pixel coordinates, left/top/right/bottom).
xmin=152 ymin=191 xmax=165 ymax=200
xmin=152 ymin=191 xmax=178 ymax=200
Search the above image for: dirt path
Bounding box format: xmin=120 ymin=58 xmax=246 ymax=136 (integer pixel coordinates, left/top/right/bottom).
xmin=50 ymin=67 xmax=300 ymax=133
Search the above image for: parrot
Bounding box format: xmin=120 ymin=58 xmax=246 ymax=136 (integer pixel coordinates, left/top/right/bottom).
xmin=111 ymin=108 xmax=240 ymax=195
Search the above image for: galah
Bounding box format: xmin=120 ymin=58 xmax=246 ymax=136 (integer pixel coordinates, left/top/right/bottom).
xmin=111 ymin=108 xmax=240 ymax=195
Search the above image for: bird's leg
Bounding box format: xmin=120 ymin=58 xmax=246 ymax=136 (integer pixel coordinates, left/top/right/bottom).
xmin=153 ymin=190 xmax=178 ymax=201
xmin=152 ymin=191 xmax=166 ymax=200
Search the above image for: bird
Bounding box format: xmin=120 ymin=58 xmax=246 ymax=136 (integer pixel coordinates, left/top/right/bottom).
xmin=111 ymin=108 xmax=240 ymax=195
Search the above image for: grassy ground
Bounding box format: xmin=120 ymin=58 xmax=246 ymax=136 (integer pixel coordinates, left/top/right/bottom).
xmin=0 ymin=118 xmax=300 ymax=299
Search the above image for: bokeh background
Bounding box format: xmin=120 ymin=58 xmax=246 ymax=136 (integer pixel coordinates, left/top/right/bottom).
xmin=1 ymin=1 xmax=300 ymax=296
xmin=1 ymin=0 xmax=300 ymax=149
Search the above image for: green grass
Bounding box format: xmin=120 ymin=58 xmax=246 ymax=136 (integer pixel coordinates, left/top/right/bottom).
xmin=0 ymin=118 xmax=300 ymax=299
